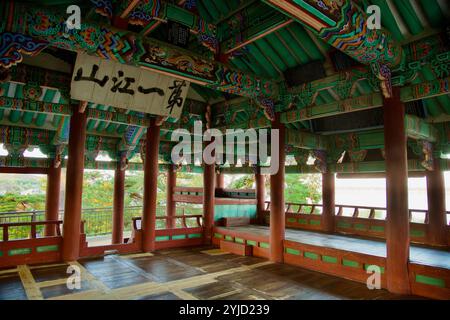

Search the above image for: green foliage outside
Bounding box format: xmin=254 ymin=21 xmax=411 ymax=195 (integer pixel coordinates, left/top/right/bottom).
xmin=229 ymin=174 xmax=321 ymax=204
xmin=0 ymin=171 xmax=321 ymax=238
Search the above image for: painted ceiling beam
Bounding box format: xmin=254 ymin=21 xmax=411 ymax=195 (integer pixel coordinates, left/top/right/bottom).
xmin=221 ymin=12 xmax=293 ymax=55
xmin=285 ymin=128 xmax=328 ymax=150
xmin=262 ymin=0 xmax=404 ymax=98
xmin=262 ymin=0 xmax=404 ymax=68
xmin=405 ymin=115 xmax=438 ymax=143
xmin=281 ymin=76 xmax=450 ymax=124
xmin=0 ymin=96 xmax=72 ymax=116
xmin=0 ymin=2 xmax=277 ymax=119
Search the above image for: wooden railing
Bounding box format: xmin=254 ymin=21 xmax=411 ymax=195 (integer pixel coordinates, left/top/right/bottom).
xmin=263 ymin=201 xmax=450 ymax=246
xmin=132 ymin=215 xmax=204 ymax=250
xmin=1 ymin=220 xmax=62 ymax=241
xmin=0 ymin=220 xmax=63 ymax=268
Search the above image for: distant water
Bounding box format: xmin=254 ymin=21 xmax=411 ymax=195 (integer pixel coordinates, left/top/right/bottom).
xmin=335 ymin=174 xmax=450 ymax=211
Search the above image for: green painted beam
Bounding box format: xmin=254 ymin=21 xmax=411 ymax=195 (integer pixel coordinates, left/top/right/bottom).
xmin=404 ymin=115 xmax=438 ymax=142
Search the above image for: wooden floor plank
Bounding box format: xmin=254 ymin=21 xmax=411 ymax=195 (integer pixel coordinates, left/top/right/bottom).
xmin=0 ymin=247 xmax=424 ymax=300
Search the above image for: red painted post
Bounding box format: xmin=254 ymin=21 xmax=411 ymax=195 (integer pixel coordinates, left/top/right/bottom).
xmin=270 ymin=114 xmax=286 ymax=263
xmin=166 ymin=164 xmax=177 ymax=229
xmin=255 ymin=169 xmax=266 ymax=224
xmin=321 ymin=172 xmax=335 ymax=233
xmin=426 ymin=161 xmax=447 ymax=246
xmin=203 ymin=151 xmax=216 ymax=245
xmin=112 ymin=164 xmax=125 ymax=244
xmin=45 ymin=161 xmax=61 ymax=236
xmin=383 ymin=88 xmax=411 ymax=294
xmin=142 ymin=119 xmax=161 ymax=252
xmin=62 ymin=107 xmax=87 ymax=261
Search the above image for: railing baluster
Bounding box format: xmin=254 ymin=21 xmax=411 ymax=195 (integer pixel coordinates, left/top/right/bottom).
xmin=31 ymin=223 xmax=36 ymax=239
xmin=3 ymin=225 xmax=8 ymax=241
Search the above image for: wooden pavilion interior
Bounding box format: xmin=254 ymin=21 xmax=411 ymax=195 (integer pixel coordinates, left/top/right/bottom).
xmin=0 ymin=0 xmax=449 ymax=300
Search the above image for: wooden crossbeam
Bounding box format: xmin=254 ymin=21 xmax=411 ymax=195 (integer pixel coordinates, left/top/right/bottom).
xmin=405 ymin=115 xmax=438 ymax=142
xmin=281 ymin=77 xmax=450 ymax=124
xmin=285 ymin=128 xmax=328 ymax=150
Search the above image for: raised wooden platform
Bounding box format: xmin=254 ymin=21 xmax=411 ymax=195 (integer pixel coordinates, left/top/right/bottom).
xmin=0 ymin=247 xmax=420 ymax=300
xmin=213 ymin=225 xmax=450 ymax=299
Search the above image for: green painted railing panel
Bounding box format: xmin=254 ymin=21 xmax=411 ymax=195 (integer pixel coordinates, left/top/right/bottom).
xmin=247 ymin=240 xmax=257 ymax=246
xmin=36 ymin=245 xmax=59 ymax=253
xmin=370 ymin=225 xmax=385 ymax=232
xmin=285 ymin=248 xmax=301 ymax=255
xmin=235 ymin=237 xmax=245 ymax=244
xmin=309 ymin=219 xmax=321 ymax=226
xmin=304 ymin=252 xmax=318 ymax=260
xmin=259 ymin=242 xmax=269 ymax=249
xmin=214 ymin=233 xmax=222 ymax=239
xmin=225 ymin=235 xmax=234 ymax=241
xmin=155 ymin=236 xmax=170 ymax=242
xmin=342 ymin=259 xmax=359 ymax=268
xmin=364 ymin=264 xmax=385 ymax=274
xmin=337 ymin=221 xmax=352 ymax=229
xmin=322 ymin=255 xmax=338 ymax=264
xmin=354 ymin=223 xmax=367 ymax=230
xmin=172 ymin=235 xmax=186 ymax=240
xmin=8 ymin=248 xmax=32 ymax=256
xmin=415 ymin=274 xmax=445 ymax=288
xmin=188 ymin=233 xmax=202 ymax=239
xmin=411 ymin=229 xmax=426 ymax=237
xmin=214 ymin=204 xmax=257 ymax=221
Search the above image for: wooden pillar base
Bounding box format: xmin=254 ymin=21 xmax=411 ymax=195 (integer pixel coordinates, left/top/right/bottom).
xmin=270 ymin=115 xmax=285 ymax=263
xmin=166 ymin=164 xmax=177 ymax=229
xmin=383 ymin=88 xmax=411 ymax=295
xmin=142 ymin=119 xmax=161 ymax=252
xmin=62 ymin=106 xmax=87 ymax=262
xmin=112 ymin=164 xmax=125 ymax=244
xmin=203 ymin=162 xmax=215 ymax=245
xmin=426 ymin=161 xmax=447 ymax=247
xmin=255 ymin=170 xmax=265 ymax=224
xmin=45 ymin=162 xmax=61 ymax=237
xmin=321 ymin=172 xmax=335 ymax=233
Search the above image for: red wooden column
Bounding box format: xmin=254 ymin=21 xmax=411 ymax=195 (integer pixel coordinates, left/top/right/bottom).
xmin=216 ymin=172 xmax=224 ymax=190
xmin=62 ymin=107 xmax=87 ymax=261
xmin=112 ymin=164 xmax=125 ymax=244
xmin=166 ymin=164 xmax=177 ymax=229
xmin=270 ymin=115 xmax=286 ymax=263
xmin=203 ymin=154 xmax=216 ymax=245
xmin=321 ymin=172 xmax=335 ymax=233
xmin=255 ymin=168 xmax=266 ymax=223
xmin=383 ymin=87 xmax=411 ymax=294
xmin=426 ymin=161 xmax=447 ymax=246
xmin=45 ymin=162 xmax=61 ymax=236
xmin=142 ymin=119 xmax=161 ymax=252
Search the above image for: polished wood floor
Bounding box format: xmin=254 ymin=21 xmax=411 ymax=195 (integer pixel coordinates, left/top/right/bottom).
xmin=223 ymin=225 xmax=450 ymax=269
xmin=0 ymin=246 xmax=422 ymax=300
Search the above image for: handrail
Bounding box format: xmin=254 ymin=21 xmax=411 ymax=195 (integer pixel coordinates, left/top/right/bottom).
xmin=0 ymin=220 xmax=62 ymax=241
xmin=263 ymin=201 xmax=450 ymax=224
xmin=132 ymin=215 xmax=203 ymax=230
